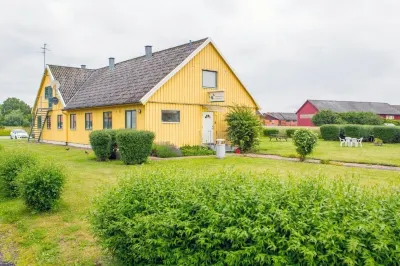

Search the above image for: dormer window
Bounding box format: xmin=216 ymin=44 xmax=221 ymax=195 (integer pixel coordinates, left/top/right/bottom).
xmin=202 ymin=70 xmax=217 ymax=88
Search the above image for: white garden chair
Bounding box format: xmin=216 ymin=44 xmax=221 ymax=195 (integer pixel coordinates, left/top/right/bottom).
xmin=339 ymin=137 xmax=346 ymax=147
xmin=357 ymin=137 xmax=363 ymax=147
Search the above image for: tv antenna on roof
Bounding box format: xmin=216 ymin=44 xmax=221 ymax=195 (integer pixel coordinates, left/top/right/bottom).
xmin=41 ymin=43 xmax=50 ymax=70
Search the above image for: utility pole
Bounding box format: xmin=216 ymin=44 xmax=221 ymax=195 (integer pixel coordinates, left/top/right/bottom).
xmin=41 ymin=43 xmax=50 ymax=70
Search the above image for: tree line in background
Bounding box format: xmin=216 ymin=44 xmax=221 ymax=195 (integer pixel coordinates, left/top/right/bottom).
xmin=0 ymin=97 xmax=32 ymax=127
xmin=311 ymin=110 xmax=388 ymax=126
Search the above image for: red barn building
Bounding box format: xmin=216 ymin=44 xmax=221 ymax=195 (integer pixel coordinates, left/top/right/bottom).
xmin=264 ymin=112 xmax=297 ymax=126
xmin=296 ymin=100 xmax=400 ymax=126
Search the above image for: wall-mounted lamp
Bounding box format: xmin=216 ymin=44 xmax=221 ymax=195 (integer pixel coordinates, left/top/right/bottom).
xmin=138 ymin=109 xmax=142 ymax=114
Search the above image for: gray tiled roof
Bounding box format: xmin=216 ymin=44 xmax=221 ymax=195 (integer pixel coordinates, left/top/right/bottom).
xmin=56 ymin=38 xmax=208 ymax=110
xmin=266 ymin=112 xmax=297 ymax=121
xmin=48 ymin=65 xmax=95 ymax=104
xmin=391 ymin=105 xmax=400 ymax=112
xmin=309 ymin=100 xmax=400 ymax=115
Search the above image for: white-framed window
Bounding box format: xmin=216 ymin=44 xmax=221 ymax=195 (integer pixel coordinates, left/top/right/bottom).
xmin=125 ymin=110 xmax=137 ymax=129
xmin=202 ymin=70 xmax=217 ymax=88
xmin=386 ymin=115 xmax=394 ymax=120
xmin=162 ymin=110 xmax=180 ymax=123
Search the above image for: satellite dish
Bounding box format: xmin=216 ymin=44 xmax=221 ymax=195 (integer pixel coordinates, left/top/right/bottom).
xmin=50 ymin=80 xmax=61 ymax=90
xmin=51 ymin=97 xmax=59 ymax=105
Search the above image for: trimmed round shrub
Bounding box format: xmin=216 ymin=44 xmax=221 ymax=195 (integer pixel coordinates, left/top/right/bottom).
xmin=286 ymin=129 xmax=295 ymax=138
xmin=180 ymin=145 xmax=215 ymax=156
xmin=0 ymin=150 xmax=38 ymax=198
xmin=116 ymin=130 xmax=155 ymax=165
xmin=372 ymin=126 xmax=400 ymax=143
xmin=152 ymin=143 xmax=182 ymax=158
xmin=89 ymin=130 xmax=112 ymax=161
xmin=18 ymin=163 xmax=65 ymax=211
xmin=91 ymin=168 xmax=400 ymax=265
xmin=292 ymin=129 xmax=318 ymax=161
xmin=263 ymin=128 xmax=279 ymax=137
xmin=320 ymin=125 xmax=341 ymax=140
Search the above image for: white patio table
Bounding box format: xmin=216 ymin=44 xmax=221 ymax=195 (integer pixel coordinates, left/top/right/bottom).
xmin=345 ymin=137 xmax=352 ymax=147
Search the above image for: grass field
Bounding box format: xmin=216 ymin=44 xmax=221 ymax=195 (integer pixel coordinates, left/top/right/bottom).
xmin=259 ymin=137 xmax=400 ymax=166
xmin=1 ymin=139 xmax=400 ymax=265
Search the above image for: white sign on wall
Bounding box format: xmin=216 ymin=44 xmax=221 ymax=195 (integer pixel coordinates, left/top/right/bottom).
xmin=209 ymin=91 xmax=225 ymax=102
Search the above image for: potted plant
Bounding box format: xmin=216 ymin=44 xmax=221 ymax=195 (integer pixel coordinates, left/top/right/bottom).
xmin=374 ymin=138 xmax=383 ymax=146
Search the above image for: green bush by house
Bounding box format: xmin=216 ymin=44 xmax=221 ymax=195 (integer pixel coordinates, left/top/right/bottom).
xmin=263 ymin=128 xmax=279 ymax=136
xmin=225 ymin=106 xmax=262 ymax=152
xmin=89 ymin=130 xmax=112 ymax=161
xmin=0 ymin=150 xmax=38 ymax=198
xmin=18 ymin=163 xmax=65 ymax=212
xmin=116 ymin=130 xmax=155 ymax=165
xmin=91 ymin=168 xmax=400 ymax=265
xmin=180 ymin=145 xmax=215 ymax=156
xmin=152 ymin=143 xmax=182 ymax=158
xmin=286 ymin=129 xmax=295 ymax=138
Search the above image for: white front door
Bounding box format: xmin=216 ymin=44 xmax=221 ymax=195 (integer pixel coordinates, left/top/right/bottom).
xmin=202 ymin=112 xmax=214 ymax=144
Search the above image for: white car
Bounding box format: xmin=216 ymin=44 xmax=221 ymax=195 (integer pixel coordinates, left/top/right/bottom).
xmin=10 ymin=129 xmax=29 ymax=139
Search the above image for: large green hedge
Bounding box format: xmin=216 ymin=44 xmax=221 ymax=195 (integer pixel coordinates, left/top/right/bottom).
xmin=286 ymin=129 xmax=296 ymax=138
xmin=372 ymin=126 xmax=400 ymax=143
xmin=91 ymin=168 xmax=400 ymax=265
xmin=263 ymin=128 xmax=279 ymax=136
xmin=320 ymin=125 xmax=400 ymax=143
xmin=320 ymin=125 xmax=341 ymax=141
xmin=116 ymin=130 xmax=155 ymax=165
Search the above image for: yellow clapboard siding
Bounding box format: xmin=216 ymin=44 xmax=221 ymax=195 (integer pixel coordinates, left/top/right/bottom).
xmin=38 ymin=70 xmax=67 ymax=142
xmin=66 ymin=105 xmax=145 ymax=145
xmin=149 ymin=43 xmax=257 ymax=107
xmin=145 ymin=42 xmax=257 ymax=146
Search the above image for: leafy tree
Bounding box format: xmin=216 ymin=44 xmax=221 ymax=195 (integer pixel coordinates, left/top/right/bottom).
xmin=3 ymin=110 xmax=27 ymax=126
xmin=292 ymin=129 xmax=318 ymax=161
xmin=1 ymin=97 xmax=31 ymax=116
xmin=312 ymin=110 xmax=342 ymax=126
xmin=338 ymin=112 xmax=383 ymax=125
xmin=225 ymin=106 xmax=262 ymax=152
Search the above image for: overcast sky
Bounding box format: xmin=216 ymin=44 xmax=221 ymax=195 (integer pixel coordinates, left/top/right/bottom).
xmin=1 ymin=0 xmax=399 ymax=112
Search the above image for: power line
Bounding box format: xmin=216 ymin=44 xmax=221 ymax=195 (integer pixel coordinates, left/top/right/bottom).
xmin=40 ymin=43 xmax=50 ymax=70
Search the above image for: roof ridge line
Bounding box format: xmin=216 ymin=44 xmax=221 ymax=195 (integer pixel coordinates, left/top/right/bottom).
xmin=49 ymin=38 xmax=208 ymax=71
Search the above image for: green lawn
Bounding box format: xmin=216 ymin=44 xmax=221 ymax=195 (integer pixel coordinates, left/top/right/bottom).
xmin=1 ymin=139 xmax=400 ymax=265
xmin=259 ymin=137 xmax=400 ymax=166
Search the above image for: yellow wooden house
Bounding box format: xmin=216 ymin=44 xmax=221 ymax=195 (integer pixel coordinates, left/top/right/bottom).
xmin=31 ymin=38 xmax=259 ymax=148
